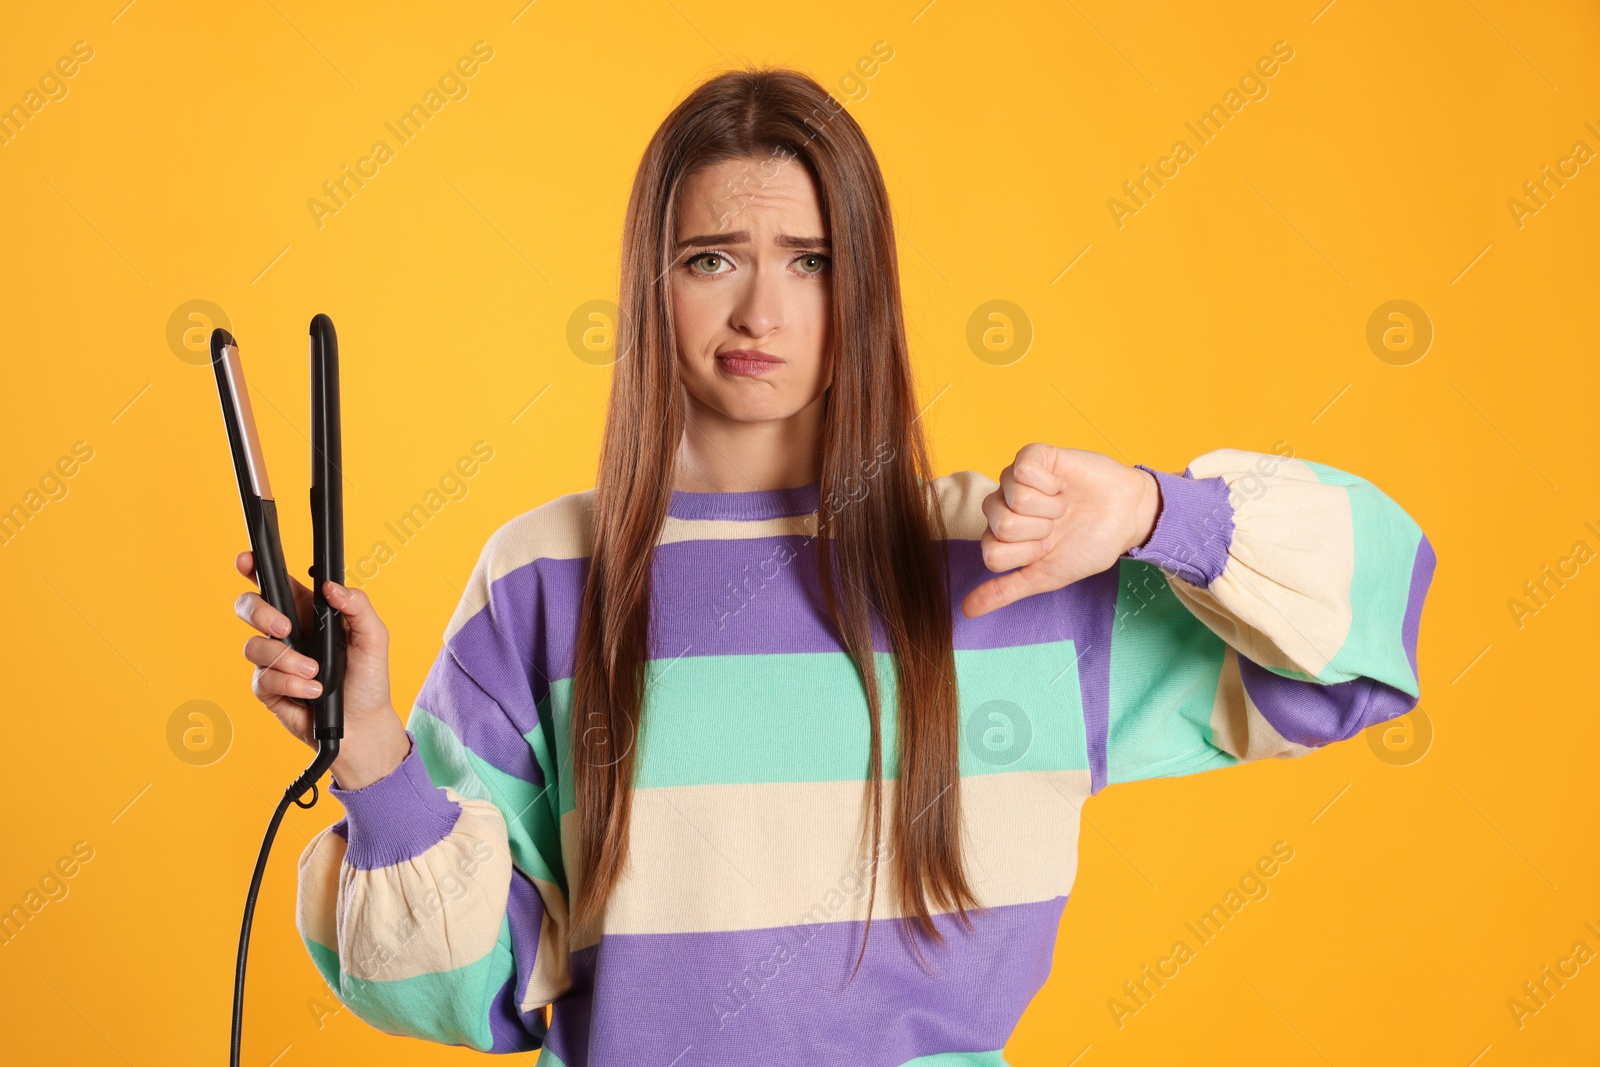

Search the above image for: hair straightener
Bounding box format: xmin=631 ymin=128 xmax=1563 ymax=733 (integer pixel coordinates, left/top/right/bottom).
xmin=211 ymin=315 xmax=346 ymax=1067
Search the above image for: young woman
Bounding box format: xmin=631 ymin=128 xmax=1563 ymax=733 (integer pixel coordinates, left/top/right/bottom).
xmin=234 ymin=69 xmax=1436 ymax=1065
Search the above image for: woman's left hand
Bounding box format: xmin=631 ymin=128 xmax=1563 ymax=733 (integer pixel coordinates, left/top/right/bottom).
xmin=962 ymin=444 xmax=1162 ymax=619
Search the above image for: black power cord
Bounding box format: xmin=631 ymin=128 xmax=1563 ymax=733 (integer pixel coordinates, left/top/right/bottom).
xmin=230 ymin=741 xmax=340 ymax=1066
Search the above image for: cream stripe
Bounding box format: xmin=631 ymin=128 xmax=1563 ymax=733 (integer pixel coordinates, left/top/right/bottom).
xmin=932 ymin=469 xmax=998 ymax=541
xmin=297 ymin=822 xmax=347 ymax=951
xmin=1209 ymin=646 xmax=1314 ymax=763
xmin=659 ymin=511 xmax=818 ymax=543
xmin=1173 ymin=450 xmax=1355 ymax=678
xmin=562 ymin=769 xmax=1089 ymax=948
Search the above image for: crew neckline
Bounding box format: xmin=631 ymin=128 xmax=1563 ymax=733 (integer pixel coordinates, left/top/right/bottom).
xmin=668 ymin=482 xmax=820 ymax=521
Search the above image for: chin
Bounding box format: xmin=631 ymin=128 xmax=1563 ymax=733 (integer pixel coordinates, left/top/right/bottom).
xmin=723 ymin=400 xmax=799 ymax=422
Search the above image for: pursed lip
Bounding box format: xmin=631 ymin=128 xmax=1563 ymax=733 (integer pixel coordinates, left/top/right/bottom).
xmin=717 ymin=349 xmax=784 ymax=363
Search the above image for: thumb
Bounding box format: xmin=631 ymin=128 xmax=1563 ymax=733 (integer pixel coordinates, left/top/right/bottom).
xmin=324 ymin=581 xmax=387 ymax=648
xmin=962 ymin=563 xmax=1057 ymax=619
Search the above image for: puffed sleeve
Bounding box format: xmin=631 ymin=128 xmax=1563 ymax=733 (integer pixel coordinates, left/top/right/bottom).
xmin=294 ymin=518 xmax=571 ymax=1050
xmin=1094 ymin=447 xmax=1436 ymax=792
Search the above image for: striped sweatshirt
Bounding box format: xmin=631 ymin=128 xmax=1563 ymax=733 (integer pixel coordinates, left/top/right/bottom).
xmin=295 ymin=447 xmax=1437 ymax=1065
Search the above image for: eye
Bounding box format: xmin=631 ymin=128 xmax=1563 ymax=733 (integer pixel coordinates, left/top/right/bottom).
xmin=795 ymin=253 xmax=831 ymax=275
xmin=686 ymin=252 xmax=731 ymax=276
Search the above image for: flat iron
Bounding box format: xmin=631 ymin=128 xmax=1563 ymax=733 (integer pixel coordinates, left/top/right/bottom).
xmin=210 ymin=314 xmax=346 ymax=1065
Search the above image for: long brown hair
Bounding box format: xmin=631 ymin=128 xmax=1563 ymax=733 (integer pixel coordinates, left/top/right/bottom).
xmin=570 ymin=67 xmax=980 ymax=975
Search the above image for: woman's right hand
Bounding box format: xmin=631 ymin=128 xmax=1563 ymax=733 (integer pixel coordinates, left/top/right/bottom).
xmin=233 ymin=551 xmax=411 ymax=789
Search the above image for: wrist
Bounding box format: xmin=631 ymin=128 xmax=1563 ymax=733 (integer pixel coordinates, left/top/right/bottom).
xmin=1119 ymin=464 xmax=1236 ymax=587
xmin=330 ymin=713 xmax=410 ymax=790
xmin=1126 ymin=466 xmax=1162 ymax=554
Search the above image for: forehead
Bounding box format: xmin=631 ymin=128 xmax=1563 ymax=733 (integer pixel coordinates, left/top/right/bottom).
xmin=676 ymin=154 xmax=826 ymax=236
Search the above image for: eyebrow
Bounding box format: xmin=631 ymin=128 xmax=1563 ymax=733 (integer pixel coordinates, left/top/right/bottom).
xmin=675 ymin=231 xmax=831 ymax=251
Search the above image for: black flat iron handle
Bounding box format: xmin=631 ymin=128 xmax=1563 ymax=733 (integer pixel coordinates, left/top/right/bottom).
xmin=308 ymin=314 xmax=346 ymax=742
xmin=253 ymin=498 xmax=305 ymax=654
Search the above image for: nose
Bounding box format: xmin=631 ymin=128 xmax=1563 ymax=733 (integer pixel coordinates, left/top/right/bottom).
xmin=729 ymin=259 xmax=785 ymax=337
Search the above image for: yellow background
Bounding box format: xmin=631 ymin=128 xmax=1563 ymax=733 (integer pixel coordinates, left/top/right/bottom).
xmin=2 ymin=1 xmax=1597 ymax=1063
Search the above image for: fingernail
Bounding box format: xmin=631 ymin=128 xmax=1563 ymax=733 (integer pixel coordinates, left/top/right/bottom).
xmin=273 ymin=619 xmax=290 ymax=636
xmin=307 ymin=681 xmax=322 ymax=696
xmin=299 ymin=660 xmax=317 ymax=676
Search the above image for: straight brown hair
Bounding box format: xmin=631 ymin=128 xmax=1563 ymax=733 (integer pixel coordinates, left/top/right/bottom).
xmin=570 ymin=67 xmax=981 ymax=976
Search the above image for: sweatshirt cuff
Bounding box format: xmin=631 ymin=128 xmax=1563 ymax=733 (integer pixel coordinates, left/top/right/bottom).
xmin=1120 ymin=464 xmax=1236 ymax=588
xmin=328 ymin=730 xmax=462 ymax=870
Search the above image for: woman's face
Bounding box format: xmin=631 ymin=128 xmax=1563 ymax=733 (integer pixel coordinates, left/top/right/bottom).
xmin=669 ymin=153 xmax=833 ymax=424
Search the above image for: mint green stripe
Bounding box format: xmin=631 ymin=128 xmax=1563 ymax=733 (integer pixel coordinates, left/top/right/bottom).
xmin=1108 ymin=557 xmax=1239 ymax=786
xmin=547 ymin=646 xmax=1088 ymax=816
xmin=409 ymin=705 xmax=566 ymax=889
xmin=304 ymin=933 xmax=340 ymax=990
xmin=303 ymin=917 xmax=518 ymax=1052
xmin=1300 ymin=460 xmax=1423 ymax=695
xmin=899 ymin=1052 xmax=1011 ymax=1066
xmin=958 ymin=644 xmax=1087 ymax=777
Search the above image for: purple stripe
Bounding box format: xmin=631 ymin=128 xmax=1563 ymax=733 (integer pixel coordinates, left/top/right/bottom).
xmin=543 ymin=896 xmax=1066 ymax=1067
xmin=458 ymin=539 xmax=1104 ymax=703
xmin=451 ymin=556 xmax=577 ymax=712
xmin=444 ymin=573 xmax=553 ymax=746
xmin=418 ymin=642 xmax=545 ymax=787
xmin=1401 ymin=534 xmax=1437 ymax=684
xmin=486 ymin=962 xmax=548 ymax=1052
xmin=328 ymin=731 xmax=463 ymax=870
xmin=1237 ymin=659 xmax=1380 ymax=746
xmin=1120 ymin=465 xmax=1235 ymax=588
xmin=668 ymin=483 xmax=820 ymax=521
xmin=488 ymin=867 xmax=552 ymax=1049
